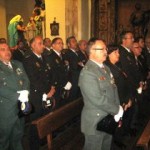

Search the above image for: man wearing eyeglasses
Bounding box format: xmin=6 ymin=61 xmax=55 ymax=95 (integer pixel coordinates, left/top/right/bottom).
xmin=118 ymin=31 xmax=143 ymax=136
xmin=79 ymin=38 xmax=123 ymax=150
xmin=45 ymin=37 xmax=72 ymax=107
xmin=118 ymin=31 xmax=138 ymax=90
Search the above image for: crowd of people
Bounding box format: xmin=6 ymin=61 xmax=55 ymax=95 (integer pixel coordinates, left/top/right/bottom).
xmin=0 ymin=30 xmax=150 ymax=150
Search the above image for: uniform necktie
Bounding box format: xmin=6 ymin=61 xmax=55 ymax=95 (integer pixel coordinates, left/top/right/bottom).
xmin=75 ymin=52 xmax=78 ymax=56
xmin=6 ymin=63 xmax=13 ymax=70
xmin=100 ymin=64 xmax=106 ymax=73
xmin=59 ymin=54 xmax=62 ymax=60
xmin=38 ymin=57 xmax=43 ymax=62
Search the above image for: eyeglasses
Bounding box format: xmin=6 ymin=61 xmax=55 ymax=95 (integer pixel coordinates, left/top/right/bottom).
xmin=125 ymin=38 xmax=134 ymax=41
xmin=133 ymin=47 xmax=141 ymax=49
xmin=92 ymin=48 xmax=108 ymax=51
xmin=55 ymin=42 xmax=64 ymax=45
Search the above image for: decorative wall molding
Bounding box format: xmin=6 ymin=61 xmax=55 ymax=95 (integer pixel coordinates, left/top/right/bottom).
xmin=91 ymin=0 xmax=116 ymax=44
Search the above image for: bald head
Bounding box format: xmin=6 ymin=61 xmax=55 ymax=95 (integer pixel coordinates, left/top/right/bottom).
xmin=31 ymin=36 xmax=44 ymax=55
xmin=78 ymin=40 xmax=87 ymax=51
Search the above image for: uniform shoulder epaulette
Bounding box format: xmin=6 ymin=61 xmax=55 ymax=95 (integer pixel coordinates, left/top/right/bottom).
xmin=24 ymin=54 xmax=31 ymax=59
xmin=48 ymin=50 xmax=53 ymax=55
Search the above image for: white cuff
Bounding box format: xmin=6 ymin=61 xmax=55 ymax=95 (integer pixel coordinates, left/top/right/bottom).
xmin=137 ymin=87 xmax=142 ymax=94
xmin=114 ymin=105 xmax=123 ymax=122
xmin=64 ymin=82 xmax=72 ymax=90
xmin=17 ymin=90 xmax=29 ymax=102
xmin=42 ymin=93 xmax=47 ymax=101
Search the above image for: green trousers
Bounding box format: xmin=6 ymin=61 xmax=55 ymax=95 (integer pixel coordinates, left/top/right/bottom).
xmin=0 ymin=118 xmax=24 ymax=150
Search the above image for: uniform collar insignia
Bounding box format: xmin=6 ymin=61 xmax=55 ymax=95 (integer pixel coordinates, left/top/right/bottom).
xmin=36 ymin=62 xmax=40 ymax=67
xmin=99 ymin=76 xmax=106 ymax=80
xmin=16 ymin=68 xmax=23 ymax=75
xmin=55 ymin=59 xmax=59 ymax=64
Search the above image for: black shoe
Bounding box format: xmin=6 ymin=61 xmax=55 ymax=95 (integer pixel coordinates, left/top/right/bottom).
xmin=114 ymin=140 xmax=127 ymax=149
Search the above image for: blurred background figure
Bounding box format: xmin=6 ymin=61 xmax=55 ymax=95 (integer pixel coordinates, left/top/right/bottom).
xmin=78 ymin=40 xmax=88 ymax=66
xmin=130 ymin=3 xmax=145 ymax=39
xmin=64 ymin=36 xmax=82 ymax=100
xmin=8 ymin=15 xmax=26 ymax=50
xmin=0 ymin=38 xmax=7 ymax=44
xmin=33 ymin=8 xmax=42 ymax=36
xmin=43 ymin=37 xmax=51 ymax=56
xmin=26 ymin=17 xmax=36 ymax=44
xmin=12 ymin=40 xmax=27 ymax=62
xmin=105 ymin=44 xmax=132 ymax=148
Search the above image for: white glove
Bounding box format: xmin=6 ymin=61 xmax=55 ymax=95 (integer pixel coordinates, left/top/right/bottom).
xmin=42 ymin=93 xmax=47 ymax=101
xmin=137 ymin=87 xmax=142 ymax=94
xmin=114 ymin=105 xmax=124 ymax=122
xmin=17 ymin=90 xmax=29 ymax=102
xmin=64 ymin=82 xmax=72 ymax=90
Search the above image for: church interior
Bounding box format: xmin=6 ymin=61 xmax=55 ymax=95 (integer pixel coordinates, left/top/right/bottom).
xmin=0 ymin=0 xmax=150 ymax=150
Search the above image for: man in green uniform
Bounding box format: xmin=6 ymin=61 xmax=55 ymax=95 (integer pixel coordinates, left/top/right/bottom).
xmin=0 ymin=43 xmax=30 ymax=150
xmin=78 ymin=39 xmax=123 ymax=150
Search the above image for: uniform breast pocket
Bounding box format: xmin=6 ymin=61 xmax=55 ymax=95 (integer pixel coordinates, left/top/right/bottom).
xmin=99 ymin=79 xmax=110 ymax=88
xmin=0 ymin=76 xmax=7 ymax=87
xmin=99 ymin=79 xmax=113 ymax=95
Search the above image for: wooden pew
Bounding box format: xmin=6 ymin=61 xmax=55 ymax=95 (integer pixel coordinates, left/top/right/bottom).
xmin=32 ymin=98 xmax=83 ymax=150
xmin=136 ymin=120 xmax=150 ymax=150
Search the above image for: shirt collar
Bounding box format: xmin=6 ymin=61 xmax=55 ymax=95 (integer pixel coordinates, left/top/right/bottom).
xmin=70 ymin=49 xmax=76 ymax=53
xmin=90 ymin=59 xmax=104 ymax=68
xmin=3 ymin=61 xmax=13 ymax=68
xmin=53 ymin=49 xmax=61 ymax=57
xmin=33 ymin=52 xmax=42 ymax=58
xmin=45 ymin=47 xmax=51 ymax=51
xmin=122 ymin=45 xmax=131 ymax=53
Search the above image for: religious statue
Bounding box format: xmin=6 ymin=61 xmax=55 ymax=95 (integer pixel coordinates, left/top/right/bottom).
xmin=130 ymin=3 xmax=145 ymax=38
xmin=8 ymin=15 xmax=25 ymax=48
xmin=33 ymin=8 xmax=43 ymax=36
xmin=26 ymin=17 xmax=36 ymax=43
xmin=130 ymin=3 xmax=150 ymax=39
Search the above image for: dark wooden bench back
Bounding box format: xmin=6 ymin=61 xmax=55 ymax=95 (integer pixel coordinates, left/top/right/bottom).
xmin=32 ymin=98 xmax=83 ymax=139
xmin=136 ymin=120 xmax=150 ymax=150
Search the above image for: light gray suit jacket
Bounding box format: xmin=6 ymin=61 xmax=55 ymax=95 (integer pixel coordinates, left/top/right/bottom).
xmin=78 ymin=60 xmax=120 ymax=135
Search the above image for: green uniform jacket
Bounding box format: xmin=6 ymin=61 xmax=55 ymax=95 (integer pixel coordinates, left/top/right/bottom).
xmin=78 ymin=60 xmax=120 ymax=135
xmin=0 ymin=60 xmax=30 ymax=127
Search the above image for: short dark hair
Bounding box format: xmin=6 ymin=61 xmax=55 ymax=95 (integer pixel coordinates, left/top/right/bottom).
xmin=43 ymin=38 xmax=51 ymax=44
xmin=0 ymin=38 xmax=6 ymax=44
xmin=34 ymin=8 xmax=41 ymax=16
xmin=66 ymin=36 xmax=76 ymax=44
xmin=134 ymin=36 xmax=144 ymax=43
xmin=17 ymin=40 xmax=24 ymax=45
xmin=107 ymin=44 xmax=119 ymax=54
xmin=120 ymin=31 xmax=133 ymax=42
xmin=51 ymin=37 xmax=62 ymax=45
xmin=87 ymin=37 xmax=98 ymax=45
xmin=87 ymin=37 xmax=104 ymax=54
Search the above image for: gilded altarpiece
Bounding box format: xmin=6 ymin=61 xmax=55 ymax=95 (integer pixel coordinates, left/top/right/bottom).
xmin=91 ymin=0 xmax=116 ymax=44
